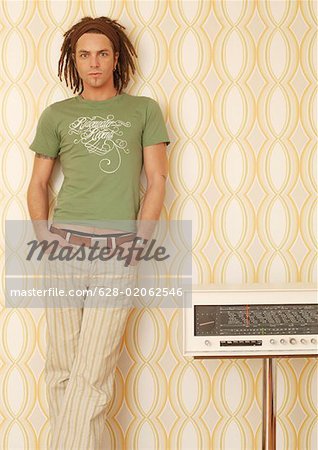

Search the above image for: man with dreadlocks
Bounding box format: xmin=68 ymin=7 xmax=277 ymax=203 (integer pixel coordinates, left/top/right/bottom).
xmin=27 ymin=16 xmax=170 ymax=449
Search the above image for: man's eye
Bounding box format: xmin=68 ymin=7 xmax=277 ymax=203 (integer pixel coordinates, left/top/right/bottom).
xmin=79 ymin=54 xmax=88 ymax=58
xmin=101 ymin=52 xmax=108 ymax=56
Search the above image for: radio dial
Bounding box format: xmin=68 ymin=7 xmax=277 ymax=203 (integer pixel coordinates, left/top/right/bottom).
xmin=204 ymin=340 xmax=211 ymax=346
xmin=300 ymin=339 xmax=307 ymax=344
xmin=280 ymin=339 xmax=286 ymax=344
xmin=270 ymin=339 xmax=276 ymax=344
xmin=290 ymin=338 xmax=296 ymax=345
xmin=311 ymin=338 xmax=317 ymax=345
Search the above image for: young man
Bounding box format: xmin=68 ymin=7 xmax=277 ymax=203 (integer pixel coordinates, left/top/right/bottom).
xmin=27 ymin=16 xmax=170 ymax=449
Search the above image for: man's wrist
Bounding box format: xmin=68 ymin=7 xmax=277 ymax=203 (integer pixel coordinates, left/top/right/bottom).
xmin=135 ymin=236 xmax=147 ymax=242
xmin=31 ymin=220 xmax=49 ymax=241
xmin=134 ymin=236 xmax=149 ymax=249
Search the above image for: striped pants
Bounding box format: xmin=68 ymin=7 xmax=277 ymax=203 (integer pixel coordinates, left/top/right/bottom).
xmin=43 ymin=238 xmax=137 ymax=450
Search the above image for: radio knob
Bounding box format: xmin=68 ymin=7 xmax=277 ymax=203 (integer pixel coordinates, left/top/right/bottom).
xmin=290 ymin=338 xmax=296 ymax=345
xmin=280 ymin=338 xmax=286 ymax=344
xmin=310 ymin=338 xmax=317 ymax=345
xmin=300 ymin=339 xmax=307 ymax=344
xmin=270 ymin=339 xmax=276 ymax=344
xmin=204 ymin=340 xmax=211 ymax=346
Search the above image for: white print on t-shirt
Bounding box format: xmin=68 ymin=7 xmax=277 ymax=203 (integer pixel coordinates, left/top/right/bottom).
xmin=68 ymin=115 xmax=131 ymax=174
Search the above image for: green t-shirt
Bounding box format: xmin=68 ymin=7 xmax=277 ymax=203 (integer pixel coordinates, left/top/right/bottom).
xmin=29 ymin=93 xmax=170 ymax=231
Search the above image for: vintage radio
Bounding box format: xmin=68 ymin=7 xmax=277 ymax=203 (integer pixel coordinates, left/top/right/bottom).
xmin=183 ymin=282 xmax=318 ymax=357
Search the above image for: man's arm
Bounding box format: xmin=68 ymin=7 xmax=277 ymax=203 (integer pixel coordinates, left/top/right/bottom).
xmin=27 ymin=153 xmax=57 ymax=239
xmin=137 ymin=142 xmax=168 ymax=240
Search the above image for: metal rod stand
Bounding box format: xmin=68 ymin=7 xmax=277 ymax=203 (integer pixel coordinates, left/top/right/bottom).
xmin=262 ymin=358 xmax=277 ymax=450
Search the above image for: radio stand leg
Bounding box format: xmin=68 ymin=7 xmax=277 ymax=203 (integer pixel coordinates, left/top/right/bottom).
xmin=262 ymin=358 xmax=277 ymax=450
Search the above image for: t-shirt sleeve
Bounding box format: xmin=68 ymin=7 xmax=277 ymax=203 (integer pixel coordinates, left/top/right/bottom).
xmin=142 ymin=98 xmax=170 ymax=148
xmin=29 ymin=106 xmax=60 ymax=158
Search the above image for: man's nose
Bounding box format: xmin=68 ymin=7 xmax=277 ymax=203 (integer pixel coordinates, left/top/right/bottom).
xmin=90 ymin=55 xmax=100 ymax=67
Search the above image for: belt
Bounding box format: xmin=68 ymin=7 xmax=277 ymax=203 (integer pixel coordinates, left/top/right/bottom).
xmin=49 ymin=225 xmax=137 ymax=249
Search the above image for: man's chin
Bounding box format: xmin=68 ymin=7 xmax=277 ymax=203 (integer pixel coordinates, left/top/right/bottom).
xmin=87 ymin=80 xmax=104 ymax=86
xmin=84 ymin=78 xmax=106 ymax=86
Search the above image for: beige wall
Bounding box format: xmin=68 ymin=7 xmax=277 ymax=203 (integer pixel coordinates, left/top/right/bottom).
xmin=1 ymin=1 xmax=317 ymax=449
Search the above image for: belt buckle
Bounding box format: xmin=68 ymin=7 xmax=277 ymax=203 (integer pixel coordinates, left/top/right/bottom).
xmin=90 ymin=235 xmax=115 ymax=249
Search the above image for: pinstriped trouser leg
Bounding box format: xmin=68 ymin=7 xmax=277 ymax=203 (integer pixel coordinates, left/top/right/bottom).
xmin=44 ymin=306 xmax=83 ymax=442
xmin=50 ymin=304 xmax=133 ymax=450
xmin=45 ymin=251 xmax=136 ymax=450
xmin=44 ymin=251 xmax=89 ymax=448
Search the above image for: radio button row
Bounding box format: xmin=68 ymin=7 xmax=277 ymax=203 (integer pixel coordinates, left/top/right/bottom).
xmin=269 ymin=338 xmax=317 ymax=345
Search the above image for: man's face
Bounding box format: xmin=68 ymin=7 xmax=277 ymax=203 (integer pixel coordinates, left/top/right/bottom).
xmin=73 ymin=33 xmax=119 ymax=91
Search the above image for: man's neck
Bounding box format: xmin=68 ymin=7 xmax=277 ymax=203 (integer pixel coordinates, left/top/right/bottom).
xmin=80 ymin=87 xmax=118 ymax=101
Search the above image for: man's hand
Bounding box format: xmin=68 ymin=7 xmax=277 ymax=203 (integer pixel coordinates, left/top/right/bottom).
xmin=118 ymin=239 xmax=147 ymax=266
xmin=36 ymin=230 xmax=76 ymax=255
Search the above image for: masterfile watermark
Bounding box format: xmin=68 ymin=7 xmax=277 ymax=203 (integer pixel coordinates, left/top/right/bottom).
xmin=5 ymin=219 xmax=192 ymax=308
xmin=26 ymin=236 xmax=170 ymax=266
xmin=10 ymin=286 xmax=184 ymax=298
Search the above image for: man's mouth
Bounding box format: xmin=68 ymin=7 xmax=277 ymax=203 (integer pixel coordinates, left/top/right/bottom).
xmin=89 ymin=72 xmax=102 ymax=76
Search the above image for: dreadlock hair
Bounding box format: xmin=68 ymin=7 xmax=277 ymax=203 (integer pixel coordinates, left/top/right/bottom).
xmin=58 ymin=16 xmax=137 ymax=94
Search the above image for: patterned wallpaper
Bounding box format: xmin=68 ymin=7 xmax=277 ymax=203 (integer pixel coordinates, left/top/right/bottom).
xmin=1 ymin=1 xmax=317 ymax=449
